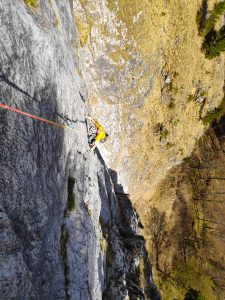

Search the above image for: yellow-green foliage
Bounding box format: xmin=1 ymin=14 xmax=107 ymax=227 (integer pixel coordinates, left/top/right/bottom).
xmin=202 ymin=98 xmax=225 ymax=124
xmin=100 ymin=236 xmax=105 ymax=253
xmin=174 ymin=259 xmax=216 ymax=299
xmin=24 ymin=0 xmax=39 ymax=8
xmin=159 ymin=259 xmax=216 ymax=300
xmin=204 ymin=2 xmax=225 ymax=35
xmin=160 ymin=128 xmax=169 ymax=139
xmin=53 ymin=11 xmax=60 ymax=28
xmin=166 ymin=142 xmax=175 ymax=149
xmin=188 ymin=94 xmax=194 ymax=102
xmin=194 ymin=204 xmax=204 ymax=235
xmin=197 ymin=1 xmax=225 ymax=59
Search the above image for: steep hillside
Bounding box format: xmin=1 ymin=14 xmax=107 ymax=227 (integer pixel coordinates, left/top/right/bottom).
xmin=0 ymin=1 xmax=158 ymax=299
xmin=143 ymin=116 xmax=225 ymax=299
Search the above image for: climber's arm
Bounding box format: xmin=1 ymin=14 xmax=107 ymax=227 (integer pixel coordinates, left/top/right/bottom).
xmin=85 ymin=115 xmax=96 ymax=125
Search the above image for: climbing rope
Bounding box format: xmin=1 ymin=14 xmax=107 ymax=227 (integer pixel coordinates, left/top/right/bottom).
xmin=0 ymin=102 xmax=70 ymax=129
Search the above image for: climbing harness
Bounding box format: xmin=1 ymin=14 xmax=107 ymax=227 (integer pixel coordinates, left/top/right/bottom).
xmin=0 ymin=102 xmax=71 ymax=129
xmin=89 ymin=125 xmax=97 ymax=134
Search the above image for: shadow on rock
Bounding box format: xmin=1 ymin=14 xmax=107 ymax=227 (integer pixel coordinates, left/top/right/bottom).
xmin=95 ymin=152 xmax=161 ymax=300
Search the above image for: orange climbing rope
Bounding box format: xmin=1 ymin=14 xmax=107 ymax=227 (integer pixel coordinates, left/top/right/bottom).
xmin=0 ymin=102 xmax=68 ymax=129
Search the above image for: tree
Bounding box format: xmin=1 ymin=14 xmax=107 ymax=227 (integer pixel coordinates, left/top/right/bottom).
xmin=149 ymin=207 xmax=167 ymax=271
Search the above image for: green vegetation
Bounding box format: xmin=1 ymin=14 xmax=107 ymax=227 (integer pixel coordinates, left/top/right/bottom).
xmin=196 ymin=0 xmax=207 ymax=34
xmin=197 ymin=1 xmax=225 ymax=35
xmin=168 ymin=98 xmax=175 ymax=109
xmin=23 ymin=0 xmax=39 ymax=8
xmin=188 ymin=94 xmax=194 ymax=102
xmin=197 ymin=1 xmax=225 ymax=59
xmin=202 ymin=97 xmax=225 ymax=124
xmin=158 ymin=148 xmax=224 ymax=299
xmin=152 ymin=155 xmax=219 ymax=298
xmin=173 ymin=119 xmax=180 ymax=126
xmin=100 ymin=235 xmax=105 ymax=253
xmin=173 ymin=259 xmax=215 ymax=299
xmin=173 ymin=86 xmax=179 ymax=94
xmin=60 ymin=224 xmax=70 ymax=299
xmin=160 ymin=128 xmax=169 ymax=139
xmin=200 ymin=91 xmax=206 ymax=97
xmin=53 ymin=11 xmax=60 ymax=28
xmin=159 ymin=259 xmax=215 ymax=300
xmin=204 ymin=26 xmax=225 ymax=59
xmin=149 ymin=207 xmax=167 ymax=271
xmin=173 ymin=71 xmax=179 ymax=78
xmin=184 ymin=288 xmax=205 ymax=300
xmin=166 ymin=142 xmax=175 ymax=149
xmin=204 ymin=1 xmax=225 ymax=35
xmin=202 ymin=106 xmax=223 ymax=124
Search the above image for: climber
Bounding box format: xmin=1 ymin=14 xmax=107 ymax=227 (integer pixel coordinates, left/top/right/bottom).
xmin=85 ymin=115 xmax=108 ymax=151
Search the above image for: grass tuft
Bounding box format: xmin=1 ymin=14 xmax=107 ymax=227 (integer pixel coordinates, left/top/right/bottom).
xmin=23 ymin=0 xmax=39 ymax=8
xmin=53 ymin=11 xmax=60 ymax=28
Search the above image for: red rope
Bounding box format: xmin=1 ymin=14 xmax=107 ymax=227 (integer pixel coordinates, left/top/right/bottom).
xmin=0 ymin=103 xmax=67 ymax=129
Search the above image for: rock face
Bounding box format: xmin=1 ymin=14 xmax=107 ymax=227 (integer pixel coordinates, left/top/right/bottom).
xmin=71 ymin=2 xmax=225 ymax=297
xmin=0 ymin=1 xmax=158 ymax=299
xmin=73 ymin=0 xmax=225 ymax=200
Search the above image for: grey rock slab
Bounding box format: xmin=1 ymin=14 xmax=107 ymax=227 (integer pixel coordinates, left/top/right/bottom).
xmin=0 ymin=1 xmax=159 ymax=299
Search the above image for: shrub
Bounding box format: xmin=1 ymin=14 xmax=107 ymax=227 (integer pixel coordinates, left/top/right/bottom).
xmin=168 ymin=98 xmax=175 ymax=109
xmin=198 ymin=1 xmax=225 ymax=35
xmin=196 ymin=0 xmax=208 ymax=34
xmin=23 ymin=0 xmax=39 ymax=8
xmin=184 ymin=288 xmax=205 ymax=300
xmin=166 ymin=142 xmax=174 ymax=149
xmin=203 ymin=26 xmax=225 ymax=59
xmin=160 ymin=128 xmax=169 ymax=139
xmin=197 ymin=1 xmax=225 ymax=59
xmin=202 ymin=98 xmax=225 ymax=124
xmin=188 ymin=94 xmax=194 ymax=102
xmin=53 ymin=11 xmax=60 ymax=28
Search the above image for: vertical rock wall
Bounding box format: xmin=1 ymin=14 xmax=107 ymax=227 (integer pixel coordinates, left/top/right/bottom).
xmin=0 ymin=1 xmax=157 ymax=299
xmin=73 ymin=0 xmax=225 ymax=202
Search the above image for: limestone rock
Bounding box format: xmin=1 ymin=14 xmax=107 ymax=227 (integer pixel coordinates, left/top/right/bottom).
xmin=0 ymin=1 xmax=158 ymax=299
